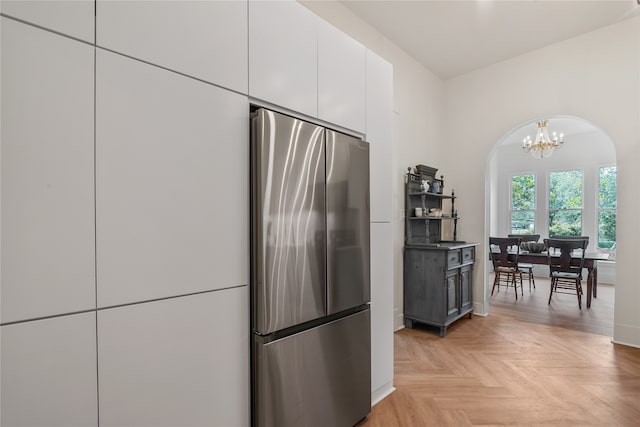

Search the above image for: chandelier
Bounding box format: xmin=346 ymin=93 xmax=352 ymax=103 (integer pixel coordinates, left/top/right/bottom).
xmin=522 ymin=120 xmax=564 ymax=159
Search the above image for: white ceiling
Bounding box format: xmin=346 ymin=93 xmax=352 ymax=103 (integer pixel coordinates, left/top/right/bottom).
xmin=340 ymin=0 xmax=640 ymax=80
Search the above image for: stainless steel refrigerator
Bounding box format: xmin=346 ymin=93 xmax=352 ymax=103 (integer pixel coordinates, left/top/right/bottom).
xmin=250 ymin=108 xmax=371 ymax=427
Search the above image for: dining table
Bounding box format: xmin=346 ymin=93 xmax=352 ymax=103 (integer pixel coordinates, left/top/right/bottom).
xmin=511 ymin=250 xmax=610 ymax=308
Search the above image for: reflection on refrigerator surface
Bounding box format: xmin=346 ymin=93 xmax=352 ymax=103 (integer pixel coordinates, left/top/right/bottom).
xmin=251 ymin=108 xmax=371 ymax=427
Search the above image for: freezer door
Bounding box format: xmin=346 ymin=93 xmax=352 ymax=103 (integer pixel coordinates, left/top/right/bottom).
xmin=252 ymin=109 xmax=326 ymax=335
xmin=326 ymin=130 xmax=370 ymax=315
xmin=254 ymin=309 xmax=371 ymax=427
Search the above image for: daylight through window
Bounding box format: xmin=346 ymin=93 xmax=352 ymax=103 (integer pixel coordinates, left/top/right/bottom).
xmin=549 ymin=170 xmax=583 ymax=236
xmin=511 ymin=174 xmax=536 ymax=235
xmin=598 ymin=166 xmax=616 ymax=252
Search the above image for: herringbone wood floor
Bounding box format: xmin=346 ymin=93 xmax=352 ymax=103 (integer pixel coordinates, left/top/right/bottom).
xmin=360 ymin=308 xmax=640 ymax=426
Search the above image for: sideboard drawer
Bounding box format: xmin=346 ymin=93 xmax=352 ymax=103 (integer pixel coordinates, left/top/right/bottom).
xmin=462 ymin=247 xmax=475 ymax=264
xmin=447 ymin=250 xmax=461 ymax=268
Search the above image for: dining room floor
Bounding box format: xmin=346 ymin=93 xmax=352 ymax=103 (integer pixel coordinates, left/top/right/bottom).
xmin=488 ymin=274 xmax=614 ymax=337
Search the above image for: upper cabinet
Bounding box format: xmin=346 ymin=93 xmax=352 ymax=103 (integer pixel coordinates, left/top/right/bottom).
xmin=1 ymin=0 xmax=95 ymax=43
xmin=96 ymin=0 xmax=248 ymax=93
xmin=1 ymin=19 xmax=96 ymax=323
xmin=249 ymin=0 xmax=318 ymax=118
xmin=318 ymin=20 xmax=366 ymax=133
xmin=366 ymin=51 xmax=394 ymax=222
xmin=249 ymin=1 xmax=369 ymax=133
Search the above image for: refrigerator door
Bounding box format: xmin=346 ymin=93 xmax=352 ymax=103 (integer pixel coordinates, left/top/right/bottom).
xmin=251 ymin=109 xmax=326 ymax=335
xmin=326 ymin=130 xmax=370 ymax=315
xmin=254 ymin=308 xmax=371 ymax=427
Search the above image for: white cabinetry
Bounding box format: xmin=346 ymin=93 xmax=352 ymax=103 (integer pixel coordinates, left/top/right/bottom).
xmin=366 ymin=50 xmax=394 ymax=223
xmin=370 ymin=222 xmax=394 ymax=403
xmin=1 ymin=0 xmax=94 ymax=43
xmin=96 ymin=0 xmax=248 ymax=93
xmin=96 ymin=50 xmax=248 ymax=307
xmin=1 ymin=313 xmax=98 ymax=426
xmin=1 ymin=18 xmax=95 ymax=323
xmin=249 ymin=0 xmax=318 ymax=117
xmin=366 ymin=50 xmax=394 ymax=403
xmin=98 ymin=288 xmax=249 ymax=427
xmin=318 ymin=20 xmax=366 ymax=133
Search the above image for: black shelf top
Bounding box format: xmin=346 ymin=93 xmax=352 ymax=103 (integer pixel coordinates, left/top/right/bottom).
xmin=404 ymin=241 xmax=478 ymax=250
xmin=408 ymin=192 xmax=454 ymax=198
xmin=408 ymin=216 xmax=458 ymax=220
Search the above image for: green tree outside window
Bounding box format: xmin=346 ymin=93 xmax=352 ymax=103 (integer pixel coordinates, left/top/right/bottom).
xmin=549 ymin=170 xmax=582 ymax=236
xmin=598 ymin=166 xmax=616 ymax=250
xmin=511 ymin=174 xmax=535 ymax=234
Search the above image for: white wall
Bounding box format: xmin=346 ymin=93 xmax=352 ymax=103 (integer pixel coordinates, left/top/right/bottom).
xmin=300 ymin=1 xmax=446 ymax=331
xmin=445 ymin=18 xmax=640 ymax=346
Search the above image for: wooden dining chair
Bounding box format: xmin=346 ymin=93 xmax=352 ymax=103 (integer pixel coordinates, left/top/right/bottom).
xmin=549 ymin=235 xmax=589 ymax=249
xmin=508 ymin=234 xmax=540 ymax=291
xmin=544 ymin=238 xmax=588 ymax=309
xmin=489 ymin=237 xmax=524 ymax=300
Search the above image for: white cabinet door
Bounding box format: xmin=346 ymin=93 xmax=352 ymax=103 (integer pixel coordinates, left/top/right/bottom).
xmin=370 ymin=222 xmax=394 ymax=401
xmin=1 ymin=0 xmax=94 ymax=43
xmin=366 ymin=50 xmax=394 ymax=222
xmin=1 ymin=313 xmax=98 ymax=426
xmin=95 ymin=50 xmax=248 ymax=308
xmin=249 ymin=0 xmax=318 ymax=117
xmin=97 ymin=0 xmax=248 ymax=93
xmin=1 ymin=19 xmax=95 ymax=323
xmin=98 ymin=288 xmax=249 ymax=427
xmin=318 ymin=20 xmax=366 ymax=133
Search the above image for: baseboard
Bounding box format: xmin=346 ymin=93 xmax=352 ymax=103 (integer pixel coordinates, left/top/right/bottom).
xmin=473 ymin=301 xmax=488 ymax=316
xmin=371 ymin=382 xmax=395 ymax=406
xmin=611 ymin=339 xmax=640 ymax=349
xmin=394 ymin=310 xmax=404 ymax=331
xmin=612 ymin=322 xmax=640 ymax=348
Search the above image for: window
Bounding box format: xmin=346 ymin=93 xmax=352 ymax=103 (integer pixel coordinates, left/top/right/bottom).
xmin=511 ymin=174 xmax=535 ymax=234
xmin=598 ymin=166 xmax=616 ymax=251
xmin=549 ymin=170 xmax=583 ymax=236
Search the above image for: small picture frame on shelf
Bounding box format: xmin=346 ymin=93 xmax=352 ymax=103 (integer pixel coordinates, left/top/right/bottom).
xmin=430 ymin=178 xmax=444 ymax=194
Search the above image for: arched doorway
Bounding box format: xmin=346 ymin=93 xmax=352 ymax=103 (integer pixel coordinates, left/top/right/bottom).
xmin=484 ymin=115 xmax=617 ymax=335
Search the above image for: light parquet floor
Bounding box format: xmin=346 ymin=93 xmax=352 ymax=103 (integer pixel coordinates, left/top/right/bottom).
xmin=360 ymin=284 xmax=640 ymax=426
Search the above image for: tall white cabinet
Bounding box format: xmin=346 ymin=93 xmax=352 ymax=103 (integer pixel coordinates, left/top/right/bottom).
xmin=96 ymin=0 xmax=248 ymax=93
xmin=1 ymin=1 xmax=395 ymax=425
xmin=0 ymin=18 xmax=95 ymax=324
xmin=367 ymin=51 xmax=394 ymax=223
xmin=366 ymin=50 xmax=395 ymax=403
xmin=1 ymin=313 xmax=98 ymax=426
xmin=1 ymin=0 xmax=95 ymax=42
xmin=98 ymin=288 xmax=249 ymax=427
xmin=95 ymin=50 xmax=248 ymax=307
